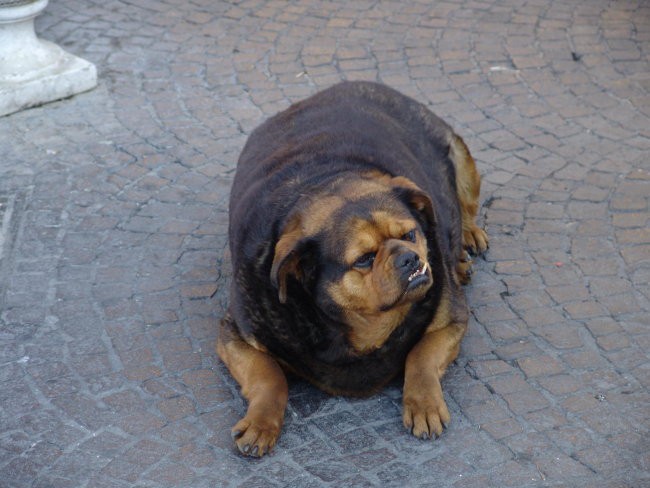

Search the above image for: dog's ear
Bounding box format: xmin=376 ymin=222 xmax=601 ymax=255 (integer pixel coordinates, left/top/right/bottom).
xmin=270 ymin=214 xmax=306 ymax=304
xmin=390 ymin=176 xmax=436 ymax=228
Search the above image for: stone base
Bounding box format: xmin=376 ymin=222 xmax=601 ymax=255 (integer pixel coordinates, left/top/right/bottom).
xmin=0 ymin=0 xmax=98 ymax=117
xmin=0 ymin=39 xmax=97 ymax=117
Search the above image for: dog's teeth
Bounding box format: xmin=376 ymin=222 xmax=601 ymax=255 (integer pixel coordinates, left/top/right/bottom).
xmin=408 ymin=263 xmax=428 ymax=282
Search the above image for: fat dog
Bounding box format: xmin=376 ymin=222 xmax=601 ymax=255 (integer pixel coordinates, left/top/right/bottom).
xmin=218 ymin=81 xmax=488 ymax=457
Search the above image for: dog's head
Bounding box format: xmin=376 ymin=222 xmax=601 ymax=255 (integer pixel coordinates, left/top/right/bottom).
xmin=271 ymin=172 xmax=435 ymax=352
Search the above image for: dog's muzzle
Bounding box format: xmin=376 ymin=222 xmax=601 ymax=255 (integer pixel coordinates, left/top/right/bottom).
xmin=395 ymin=251 xmax=429 ymax=290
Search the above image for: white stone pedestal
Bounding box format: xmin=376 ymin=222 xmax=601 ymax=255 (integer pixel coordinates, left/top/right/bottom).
xmin=0 ymin=0 xmax=97 ymax=117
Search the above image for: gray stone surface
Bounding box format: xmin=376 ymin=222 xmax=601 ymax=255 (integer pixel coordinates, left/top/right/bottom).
xmin=0 ymin=1 xmax=648 ymax=487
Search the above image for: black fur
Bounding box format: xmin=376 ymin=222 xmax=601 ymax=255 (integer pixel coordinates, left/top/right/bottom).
xmin=226 ymin=81 xmax=464 ymax=395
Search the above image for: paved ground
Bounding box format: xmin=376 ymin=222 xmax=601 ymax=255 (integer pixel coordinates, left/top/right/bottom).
xmin=1 ymin=0 xmax=648 ymax=487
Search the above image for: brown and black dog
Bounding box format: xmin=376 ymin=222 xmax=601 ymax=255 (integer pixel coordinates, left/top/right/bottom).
xmin=218 ymin=81 xmax=488 ymax=457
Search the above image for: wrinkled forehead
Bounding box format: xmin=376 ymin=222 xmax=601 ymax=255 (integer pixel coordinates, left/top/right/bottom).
xmin=300 ymin=177 xmax=397 ymax=235
xmin=332 ymin=198 xmax=414 ymax=236
xmin=321 ymin=195 xmax=417 ymax=262
xmin=298 ymin=176 xmax=417 ymax=254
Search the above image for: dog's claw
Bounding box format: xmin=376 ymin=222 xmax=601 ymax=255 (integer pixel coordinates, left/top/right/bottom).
xmin=231 ymin=429 xmax=242 ymax=440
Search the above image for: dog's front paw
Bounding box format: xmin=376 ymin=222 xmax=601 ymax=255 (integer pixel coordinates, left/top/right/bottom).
xmin=402 ymin=379 xmax=451 ymax=440
xmin=231 ymin=412 xmax=282 ymax=457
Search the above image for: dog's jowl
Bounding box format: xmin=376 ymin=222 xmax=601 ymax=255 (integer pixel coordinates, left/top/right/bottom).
xmin=217 ymin=81 xmax=488 ymax=457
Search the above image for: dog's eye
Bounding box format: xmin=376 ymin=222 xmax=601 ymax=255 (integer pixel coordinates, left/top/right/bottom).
xmin=353 ymin=252 xmax=376 ymax=269
xmin=401 ymin=230 xmax=416 ymax=242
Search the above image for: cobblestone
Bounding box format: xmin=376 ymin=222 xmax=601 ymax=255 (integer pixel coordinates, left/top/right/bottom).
xmin=0 ymin=0 xmax=648 ymax=487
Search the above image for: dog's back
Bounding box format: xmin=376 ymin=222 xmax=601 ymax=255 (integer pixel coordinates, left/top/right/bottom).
xmin=231 ymin=81 xmax=461 ymax=269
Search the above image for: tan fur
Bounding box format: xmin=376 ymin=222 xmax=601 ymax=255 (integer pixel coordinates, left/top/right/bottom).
xmin=448 ymin=134 xmax=489 ymax=255
xmin=301 ymin=194 xmax=347 ymax=235
xmin=271 ymin=215 xmax=303 ymax=303
xmin=325 ymin=209 xmax=431 ymax=353
xmin=402 ymin=287 xmax=468 ymax=439
xmin=342 ymin=212 xmax=420 ymax=266
xmin=345 ymin=303 xmax=413 ymax=353
xmin=216 ymin=316 xmax=288 ymax=457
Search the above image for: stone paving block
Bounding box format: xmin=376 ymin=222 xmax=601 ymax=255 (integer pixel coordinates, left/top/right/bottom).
xmin=517 ymin=355 xmax=565 ymax=378
xmin=524 ymin=407 xmax=568 ymax=432
xmin=0 ymin=0 xmax=648 ymax=487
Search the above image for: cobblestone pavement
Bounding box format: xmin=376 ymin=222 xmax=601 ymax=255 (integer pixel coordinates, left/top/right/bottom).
xmin=1 ymin=0 xmax=648 ymax=487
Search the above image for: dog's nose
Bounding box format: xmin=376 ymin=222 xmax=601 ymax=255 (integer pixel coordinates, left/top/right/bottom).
xmin=395 ymin=251 xmax=420 ymax=273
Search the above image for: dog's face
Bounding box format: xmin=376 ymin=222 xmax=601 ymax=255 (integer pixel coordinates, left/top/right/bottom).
xmin=271 ymin=173 xmax=435 ymax=352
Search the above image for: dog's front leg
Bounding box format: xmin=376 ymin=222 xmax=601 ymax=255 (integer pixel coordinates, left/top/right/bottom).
xmin=402 ymin=319 xmax=466 ymax=439
xmin=217 ymin=314 xmax=288 ymax=457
